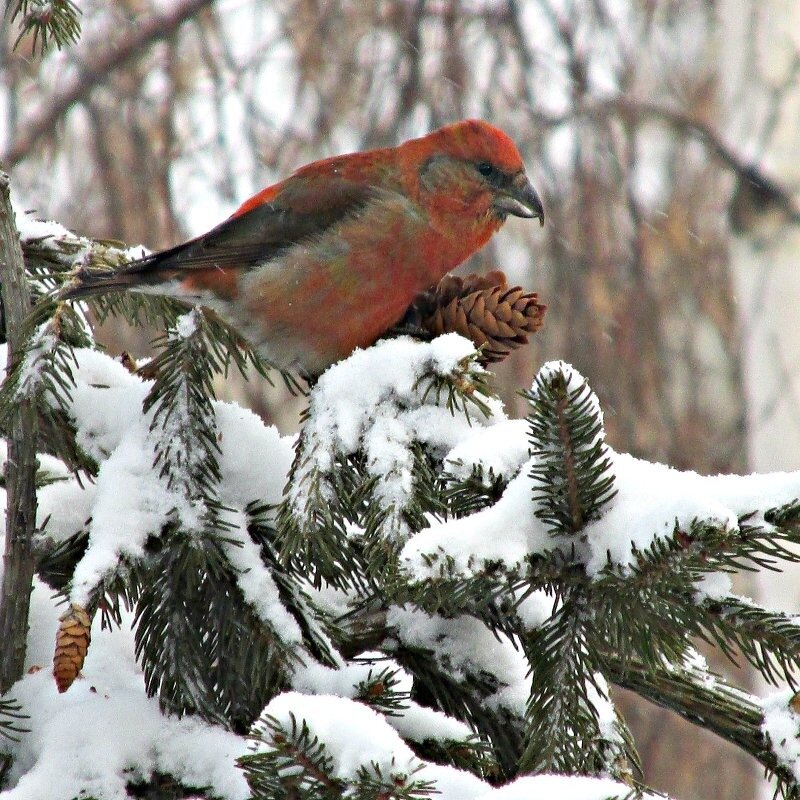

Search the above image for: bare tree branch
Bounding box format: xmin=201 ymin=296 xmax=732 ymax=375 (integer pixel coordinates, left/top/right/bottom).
xmin=545 ymin=97 xmax=800 ymax=225
xmin=2 ymin=0 xmax=215 ymax=169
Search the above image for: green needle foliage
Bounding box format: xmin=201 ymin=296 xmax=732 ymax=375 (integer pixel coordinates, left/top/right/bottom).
xmin=241 ymin=712 xmax=436 ymax=800
xmin=8 ymin=229 xmax=800 ymax=799
xmin=134 ymin=526 xmax=299 ymax=732
xmin=9 ymin=0 xmax=81 ymax=55
xmin=144 ymin=309 xmax=225 ymax=514
xmin=0 ymin=699 xmax=27 ymax=742
xmin=398 ymin=362 xmax=800 ymax=795
xmin=523 ymin=365 xmax=617 ymax=536
xmin=0 ymin=299 xmax=96 ymax=474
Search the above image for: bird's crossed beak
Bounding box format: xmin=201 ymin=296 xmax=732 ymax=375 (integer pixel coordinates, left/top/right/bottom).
xmin=494 ymin=173 xmax=545 ymax=226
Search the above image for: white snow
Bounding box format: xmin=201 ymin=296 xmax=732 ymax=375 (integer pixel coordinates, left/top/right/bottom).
xmin=444 ymin=418 xmax=530 ymax=484
xmin=291 ymin=657 xmax=390 ymax=698
xmin=586 ymin=673 xmax=618 ymax=745
xmin=13 ymin=205 xmax=148 ymax=268
xmin=388 ymin=700 xmax=474 ymax=745
xmin=14 ymin=206 xmax=84 ymax=249
xmin=291 ymin=334 xmax=505 ymax=541
xmin=386 ymin=605 xmax=529 ymax=715
xmin=402 ymin=434 xmax=800 ymax=584
xmin=415 ymin=763 xmax=489 ymax=800
xmin=762 ymin=689 xmax=800 ymax=781
xmin=220 ymin=511 xmax=303 ymax=645
xmin=255 ymin=692 xmax=418 ymax=782
xmin=303 ymin=582 xmax=356 ymax=621
xmin=256 ymin=693 xmax=643 ymax=800
xmin=694 ymin=571 xmax=734 ymax=602
xmin=290 ymin=654 xmax=473 ymax=744
xmin=515 ymin=589 xmax=556 ymax=630
xmin=214 ymin=400 xmax=293 ymax=508
xmin=401 ymin=458 xmax=553 ymax=581
xmin=0 ymin=583 xmax=250 ymax=800
xmin=174 ymin=309 xmax=199 ymax=339
xmin=582 ymin=452 xmax=800 ymax=576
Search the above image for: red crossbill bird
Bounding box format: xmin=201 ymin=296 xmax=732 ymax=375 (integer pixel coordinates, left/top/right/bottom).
xmin=65 ymin=119 xmax=544 ymax=374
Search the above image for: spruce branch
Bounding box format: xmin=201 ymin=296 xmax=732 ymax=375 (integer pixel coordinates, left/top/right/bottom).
xmin=242 ymin=712 xmax=436 ymax=800
xmin=606 ymin=654 xmax=800 ymax=798
xmin=242 ymin=714 xmax=342 ymax=799
xmin=88 ymin=557 xmax=143 ymax=632
xmin=143 ymin=308 xmax=224 ymax=517
xmin=8 ymin=0 xmax=81 ymax=55
xmin=0 ymin=298 xmax=96 ymax=474
xmin=400 ymin=572 xmax=517 ymax=626
xmin=524 ymin=363 xmax=616 ymax=537
xmin=520 ymin=592 xmax=624 ymax=776
xmin=34 ymin=528 xmax=89 ymax=593
xmin=407 ymin=734 xmax=497 ymax=780
xmin=38 ymin=527 xmax=145 ymax=635
xmin=699 ymin=596 xmax=800 ymax=686
xmin=21 ymin=227 xmax=136 ymax=289
xmin=134 ymin=300 xmax=297 ymax=390
xmin=276 ymin=446 xmax=374 ymax=592
xmin=351 ymin=661 xmax=413 ymax=717
xmin=595 ymin=510 xmax=800 ymax=680
xmin=440 ymin=462 xmax=510 ymax=519
xmin=399 ymin=552 xmax=569 ymax=641
xmin=389 ymin=642 xmax=524 ymax=779
xmin=93 ymin=292 xmax=300 ymax=392
xmin=246 ymin=501 xmax=340 ymax=668
xmin=415 ymin=353 xmax=495 ymax=422
xmin=90 ymin=290 xmax=189 ymax=337
xmin=0 ymin=171 xmax=39 ymax=694
xmin=594 ymin=531 xmax=714 ymax=670
xmin=283 ymin=342 xmax=499 ymax=597
xmin=335 ymin=655 xmax=498 ymax=777
xmin=34 ymin=525 xmax=144 ymax=642
xmin=0 ymin=697 xmax=28 ymax=742
xmin=134 ymin=528 xmax=300 ymax=731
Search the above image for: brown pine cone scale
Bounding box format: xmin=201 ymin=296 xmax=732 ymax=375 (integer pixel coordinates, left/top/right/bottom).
xmin=53 ymin=604 xmax=92 ymax=693
xmin=413 ymin=270 xmax=546 ymax=363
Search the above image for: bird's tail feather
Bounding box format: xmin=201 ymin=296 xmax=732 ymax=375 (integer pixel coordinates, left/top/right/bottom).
xmin=61 ymin=242 xmax=190 ymax=301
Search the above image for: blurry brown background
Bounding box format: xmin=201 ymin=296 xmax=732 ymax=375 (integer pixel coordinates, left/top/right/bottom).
xmin=4 ymin=1 xmax=800 ymax=796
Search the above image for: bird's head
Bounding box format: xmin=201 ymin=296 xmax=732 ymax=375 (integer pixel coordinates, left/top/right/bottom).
xmin=407 ymin=119 xmax=545 ymax=227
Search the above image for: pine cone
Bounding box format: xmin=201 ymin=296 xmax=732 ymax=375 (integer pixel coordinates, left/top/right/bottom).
xmin=413 ymin=269 xmax=546 ymax=363
xmin=53 ymin=604 xmax=92 ymax=693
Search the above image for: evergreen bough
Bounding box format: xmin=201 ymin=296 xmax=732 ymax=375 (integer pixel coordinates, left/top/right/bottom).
xmin=2 ymin=221 xmax=800 ymax=799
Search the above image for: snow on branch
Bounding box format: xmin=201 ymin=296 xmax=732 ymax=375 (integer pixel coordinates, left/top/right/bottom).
xmin=289 ymin=333 xmax=501 ymax=540
xmin=6 ymin=212 xmax=800 ymax=798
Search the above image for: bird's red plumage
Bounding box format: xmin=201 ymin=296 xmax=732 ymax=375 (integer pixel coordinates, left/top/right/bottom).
xmin=67 ymin=120 xmax=543 ymax=373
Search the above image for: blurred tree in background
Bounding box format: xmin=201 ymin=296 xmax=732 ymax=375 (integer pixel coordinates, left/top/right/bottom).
xmin=3 ymin=1 xmax=799 ymax=797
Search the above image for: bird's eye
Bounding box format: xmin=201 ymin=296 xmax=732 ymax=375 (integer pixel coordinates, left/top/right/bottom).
xmin=477 ymin=162 xmax=495 ymax=177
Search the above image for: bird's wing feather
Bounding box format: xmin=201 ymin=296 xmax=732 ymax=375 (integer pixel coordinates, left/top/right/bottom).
xmin=153 ymin=177 xmax=378 ymax=272
xmin=64 ymin=177 xmax=380 ymax=297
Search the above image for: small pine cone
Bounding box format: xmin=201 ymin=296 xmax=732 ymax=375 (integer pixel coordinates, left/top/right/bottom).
xmin=415 ymin=270 xmax=546 ymax=363
xmin=53 ymin=604 xmax=92 ymax=693
xmin=119 ymin=351 xmax=138 ymax=373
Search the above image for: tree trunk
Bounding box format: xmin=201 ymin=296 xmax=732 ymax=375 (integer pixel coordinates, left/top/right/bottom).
xmin=0 ymin=171 xmax=38 ymax=694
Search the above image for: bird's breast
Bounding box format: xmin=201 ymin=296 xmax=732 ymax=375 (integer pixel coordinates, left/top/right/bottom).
xmin=193 ymin=194 xmax=500 ymax=372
